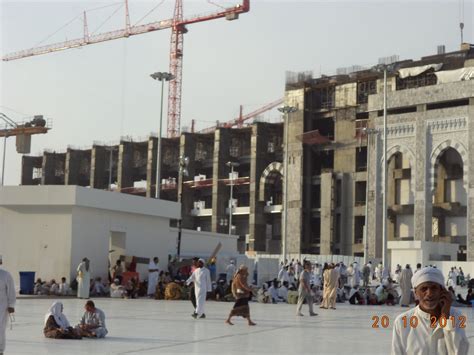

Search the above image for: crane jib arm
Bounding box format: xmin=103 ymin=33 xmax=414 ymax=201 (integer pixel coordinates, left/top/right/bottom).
xmin=2 ymin=0 xmax=250 ymax=62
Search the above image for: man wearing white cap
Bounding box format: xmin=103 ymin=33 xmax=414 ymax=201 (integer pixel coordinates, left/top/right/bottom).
xmin=186 ymin=258 xmax=212 ymax=319
xmin=0 ymin=255 xmax=16 ymax=355
xmin=391 ymin=267 xmax=469 ymax=355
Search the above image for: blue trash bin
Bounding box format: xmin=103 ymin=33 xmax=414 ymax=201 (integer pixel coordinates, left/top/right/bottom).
xmin=19 ymin=271 xmax=35 ymax=295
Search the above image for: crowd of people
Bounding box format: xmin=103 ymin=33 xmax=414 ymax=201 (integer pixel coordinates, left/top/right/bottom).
xmin=29 ymin=256 xmax=474 ymax=314
xmin=0 ymin=252 xmax=472 ymax=354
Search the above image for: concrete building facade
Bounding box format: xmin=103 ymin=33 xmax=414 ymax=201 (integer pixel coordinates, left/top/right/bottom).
xmin=282 ymin=44 xmax=474 ymax=261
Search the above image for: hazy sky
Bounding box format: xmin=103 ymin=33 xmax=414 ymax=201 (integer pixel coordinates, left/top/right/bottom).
xmin=1 ymin=0 xmax=473 ymax=185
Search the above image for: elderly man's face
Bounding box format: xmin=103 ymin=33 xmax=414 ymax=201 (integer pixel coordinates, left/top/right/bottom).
xmin=415 ymin=282 xmax=442 ymax=311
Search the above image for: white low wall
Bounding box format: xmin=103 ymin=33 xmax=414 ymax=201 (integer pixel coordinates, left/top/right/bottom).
xmin=389 ymin=240 xmax=459 ymax=274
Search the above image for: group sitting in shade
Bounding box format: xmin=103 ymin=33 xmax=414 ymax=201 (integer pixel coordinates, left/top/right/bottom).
xmin=43 ymin=300 xmax=108 ymax=339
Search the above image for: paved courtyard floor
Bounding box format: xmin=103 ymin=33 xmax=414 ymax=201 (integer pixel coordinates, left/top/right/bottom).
xmin=5 ymin=298 xmax=474 ymax=354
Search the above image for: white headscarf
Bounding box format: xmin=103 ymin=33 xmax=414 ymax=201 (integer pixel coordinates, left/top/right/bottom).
xmin=44 ymin=301 xmax=70 ymax=330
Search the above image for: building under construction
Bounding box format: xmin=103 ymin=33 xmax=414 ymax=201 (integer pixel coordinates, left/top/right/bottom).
xmin=21 ymin=122 xmax=284 ymax=253
xmin=283 ymin=43 xmax=474 ymax=262
xmin=21 ymin=44 xmax=474 ymax=262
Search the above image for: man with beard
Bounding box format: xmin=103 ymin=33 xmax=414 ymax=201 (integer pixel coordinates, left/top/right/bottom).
xmin=391 ymin=267 xmax=469 ymax=354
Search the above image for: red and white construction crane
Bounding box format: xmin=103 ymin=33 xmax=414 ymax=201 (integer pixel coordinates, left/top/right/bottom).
xmin=197 ymin=97 xmax=284 ymax=134
xmin=3 ymin=0 xmax=250 ymax=138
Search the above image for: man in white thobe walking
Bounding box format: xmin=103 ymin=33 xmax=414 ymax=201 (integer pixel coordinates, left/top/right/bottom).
xmin=186 ymin=258 xmax=211 ymax=319
xmin=76 ymin=258 xmax=91 ymax=299
xmin=147 ymin=257 xmax=160 ymax=297
xmin=351 ymin=262 xmax=361 ymax=288
xmin=0 ymin=255 xmax=16 ymax=355
xmin=392 ymin=267 xmax=469 ymax=355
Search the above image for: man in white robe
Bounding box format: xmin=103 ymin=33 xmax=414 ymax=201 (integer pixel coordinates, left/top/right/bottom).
xmin=399 ymin=264 xmax=413 ymax=307
xmin=186 ymin=258 xmax=212 ymax=319
xmin=392 ymin=267 xmax=469 ymax=355
xmin=351 ymin=262 xmax=361 ymax=288
xmin=76 ymin=258 xmax=91 ymax=299
xmin=0 ymin=255 xmax=16 ymax=355
xmin=147 ymin=257 xmax=160 ymax=297
xmin=278 ymin=266 xmax=290 ymax=284
xmin=375 ymin=262 xmax=383 ymax=283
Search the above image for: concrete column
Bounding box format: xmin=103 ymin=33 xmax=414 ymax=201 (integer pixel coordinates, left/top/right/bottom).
xmin=211 ymin=128 xmax=231 ymax=234
xmin=285 ymin=90 xmax=305 ymax=255
xmin=340 ymin=173 xmax=352 ymax=254
xmin=117 ymin=141 xmax=134 ymax=191
xmin=467 ymin=98 xmax=474 ymax=260
xmin=320 ymin=172 xmax=333 ymax=254
xmin=179 ymin=133 xmax=197 ymax=230
xmin=21 ymin=156 xmax=43 ymax=185
xmin=41 ymin=152 xmax=65 ymax=185
xmin=146 ymin=137 xmax=158 ymax=198
xmin=249 ymin=123 xmax=268 ymax=251
xmin=90 ymin=145 xmax=109 ymax=190
xmin=367 ymin=113 xmax=381 ymax=259
xmin=65 ymin=149 xmax=91 ymax=186
xmin=414 ymin=105 xmax=430 ymax=241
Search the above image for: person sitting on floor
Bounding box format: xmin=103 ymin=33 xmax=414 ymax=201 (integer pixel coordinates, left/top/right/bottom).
xmin=164 ymin=281 xmax=182 ymax=300
xmin=58 ymin=277 xmax=71 ymax=296
xmin=76 ymin=300 xmax=108 ymax=338
xmin=348 ymin=285 xmax=364 ymax=305
xmin=91 ymin=277 xmax=108 ymax=297
xmin=278 ymin=281 xmax=289 ymax=302
xmin=268 ymin=280 xmax=281 ymax=303
xmin=365 ymin=288 xmax=378 ymax=305
xmin=34 ymin=278 xmax=47 ymax=295
xmin=257 ymin=284 xmax=271 ymax=304
xmin=49 ymin=280 xmax=59 ymax=295
xmin=457 ymin=288 xmax=473 ymax=306
xmin=110 ymin=279 xmax=126 ymax=298
xmin=43 ymin=301 xmax=82 ymax=339
xmin=125 ymin=277 xmax=139 ymax=299
xmin=215 ymin=280 xmax=227 ymax=301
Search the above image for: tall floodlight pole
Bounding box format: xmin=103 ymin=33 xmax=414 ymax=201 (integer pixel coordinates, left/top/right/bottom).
xmin=150 ymin=72 xmax=175 ymax=199
xmin=227 ymin=161 xmax=240 ymax=237
xmin=278 ymin=105 xmax=297 ymax=264
xmin=382 ymin=68 xmax=388 ymax=268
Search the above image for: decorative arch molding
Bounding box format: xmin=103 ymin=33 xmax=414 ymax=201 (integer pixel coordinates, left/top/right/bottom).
xmin=429 ymin=139 xmax=469 ymax=193
xmin=380 ymin=145 xmax=416 ymax=194
xmin=259 ymin=162 xmax=283 ymax=202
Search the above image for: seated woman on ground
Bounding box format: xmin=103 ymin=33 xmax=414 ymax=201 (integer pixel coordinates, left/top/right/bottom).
xmin=164 ymin=281 xmax=182 ymax=300
xmin=43 ymin=301 xmax=82 ymax=339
